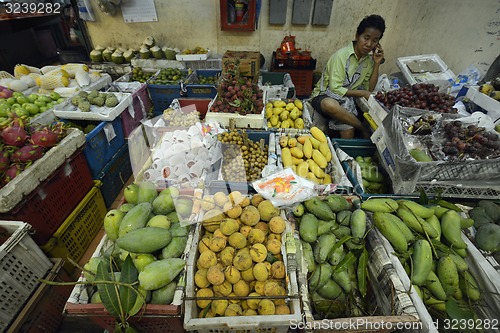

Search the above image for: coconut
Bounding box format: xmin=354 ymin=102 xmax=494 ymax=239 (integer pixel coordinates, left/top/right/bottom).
xmin=129 ymin=48 xmax=138 ymax=55
xmin=95 ymin=45 xmax=106 ymax=53
xmin=111 ymin=50 xmax=124 ymax=64
xmin=90 ymin=49 xmax=103 ymax=62
xmin=139 ymin=47 xmax=151 ymax=59
xmin=163 ymin=47 xmax=177 ymax=60
xmin=150 ymin=46 xmax=164 ymax=59
xmin=143 ymin=36 xmax=155 ymax=48
xmin=102 ymin=48 xmax=113 ymax=62
xmin=118 ymin=47 xmax=127 ymax=53
xmin=123 ymin=50 xmax=134 ymax=63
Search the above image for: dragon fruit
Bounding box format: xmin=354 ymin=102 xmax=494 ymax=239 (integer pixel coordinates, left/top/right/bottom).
xmin=10 ymin=145 xmax=45 ymax=164
xmin=1 ymin=119 xmax=28 ymax=147
xmin=30 ymin=127 xmax=59 ymax=148
xmin=3 ymin=163 xmax=25 ymax=184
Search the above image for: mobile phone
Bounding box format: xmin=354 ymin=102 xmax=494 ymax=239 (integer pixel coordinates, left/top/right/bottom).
xmin=372 ymin=44 xmax=385 ymax=64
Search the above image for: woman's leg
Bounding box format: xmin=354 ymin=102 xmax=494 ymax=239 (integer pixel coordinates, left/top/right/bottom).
xmin=320 ymin=97 xmax=365 ymax=132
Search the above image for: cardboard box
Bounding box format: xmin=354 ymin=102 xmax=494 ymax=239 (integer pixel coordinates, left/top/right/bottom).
xmin=223 ymin=50 xmax=260 ymax=77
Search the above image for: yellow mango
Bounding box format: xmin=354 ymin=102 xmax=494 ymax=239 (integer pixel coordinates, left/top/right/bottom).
xmin=294 ymin=99 xmax=303 ymax=110
xmin=272 ymin=100 xmax=282 ymax=108
xmin=297 ymin=161 xmax=309 ymax=178
xmin=297 ymin=135 xmax=310 ymax=145
xmin=303 ymin=138 xmax=313 ymax=159
xmin=273 ymin=107 xmax=283 ymax=116
xmin=266 ymin=102 xmax=273 ymax=109
xmin=270 ymin=115 xmax=279 ymax=126
xmin=294 ymin=118 xmax=305 ymax=129
xmin=309 ymin=136 xmax=321 ymax=149
xmin=280 ymin=110 xmax=289 ymax=121
xmin=285 ymin=102 xmax=295 ymax=111
xmin=282 ymin=148 xmax=293 ymax=168
xmin=319 ymin=142 xmax=331 ymax=158
xmin=291 ymin=156 xmax=303 ymax=165
xmin=307 ymin=159 xmax=325 ymax=179
xmin=265 ymin=108 xmax=273 ymax=119
xmin=322 ymin=174 xmax=332 ymax=184
xmin=290 ymin=147 xmax=304 ymax=159
xmin=307 ymin=172 xmax=320 ymax=184
xmin=311 ymin=126 xmax=327 ymax=143
xmin=313 ymin=150 xmax=328 ymax=168
xmin=288 ymin=137 xmax=297 ymax=148
xmin=279 ymin=136 xmax=288 ymax=148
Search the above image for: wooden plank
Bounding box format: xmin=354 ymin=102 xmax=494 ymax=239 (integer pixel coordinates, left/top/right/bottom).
xmin=292 ymin=0 xmax=313 ymax=25
xmin=312 ymin=0 xmax=333 ymax=25
xmin=269 ymin=0 xmax=288 ymax=25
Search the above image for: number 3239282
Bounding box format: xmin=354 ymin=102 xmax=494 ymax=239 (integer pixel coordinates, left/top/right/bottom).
xmin=436 ymin=319 xmax=499 ymax=330
xmin=6 ymin=2 xmax=62 ymax=14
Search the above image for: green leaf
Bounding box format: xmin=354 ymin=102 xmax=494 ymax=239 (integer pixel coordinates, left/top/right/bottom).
xmin=96 ymin=261 xmax=121 ymax=317
xmin=326 ymin=235 xmax=352 ymax=260
xmin=419 ymin=189 xmax=429 ymax=205
xmin=437 ymin=200 xmax=462 ymax=212
xmin=333 ymin=251 xmax=357 ymax=273
xmin=357 ymin=248 xmax=369 ymax=298
xmin=446 ymin=298 xmax=476 ymax=321
xmin=120 ymin=255 xmax=139 ymax=315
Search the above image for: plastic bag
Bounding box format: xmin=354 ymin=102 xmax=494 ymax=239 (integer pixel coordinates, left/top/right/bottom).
xmin=252 ymin=168 xmax=317 ymax=207
xmin=449 ymin=64 xmax=485 ymax=96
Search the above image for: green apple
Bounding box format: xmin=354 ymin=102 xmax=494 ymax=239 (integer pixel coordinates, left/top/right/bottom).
xmin=14 ymin=107 xmax=29 ymax=117
xmin=11 ymin=103 xmax=21 ymax=109
xmin=0 ymin=107 xmax=9 ymax=117
xmin=22 ymin=102 xmax=29 ymax=108
xmin=124 ymin=183 xmax=140 ymax=204
xmin=34 ymin=100 xmax=46 ymax=107
xmin=103 ymin=209 xmax=125 ymax=241
xmin=40 ymin=96 xmax=52 ymax=103
xmin=12 ymin=92 xmax=24 ymax=99
xmin=28 ymin=94 xmax=39 ymax=102
xmin=25 ymin=103 xmax=40 ymax=115
xmin=49 ymin=91 xmax=61 ymax=101
xmin=16 ymin=96 xmax=29 ymax=105
xmin=57 ymin=97 xmax=66 ymax=104
xmin=39 ymin=106 xmax=48 ymax=113
xmin=133 ymin=254 xmax=156 ymax=272
xmin=146 ymin=215 xmax=171 ymax=229
xmin=46 ymin=102 xmax=55 ymax=109
xmin=6 ymin=97 xmax=16 ymax=105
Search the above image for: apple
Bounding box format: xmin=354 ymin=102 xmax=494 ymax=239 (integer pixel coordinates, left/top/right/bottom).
xmin=16 ymin=96 xmax=29 ymax=105
xmin=49 ymin=91 xmax=61 ymax=101
xmin=6 ymin=97 xmax=16 ymax=105
xmin=0 ymin=108 xmax=8 ymax=117
xmin=11 ymin=103 xmax=21 ymax=109
xmin=14 ymin=107 xmax=29 ymax=117
xmin=25 ymin=103 xmax=40 ymax=115
xmin=39 ymin=96 xmax=52 ymax=104
xmin=46 ymin=102 xmax=55 ymax=109
xmin=12 ymin=92 xmax=23 ymax=99
xmin=28 ymin=94 xmax=39 ymax=102
xmin=39 ymin=106 xmax=48 ymax=113
xmin=34 ymin=100 xmax=46 ymax=107
xmin=57 ymin=97 xmax=66 ymax=104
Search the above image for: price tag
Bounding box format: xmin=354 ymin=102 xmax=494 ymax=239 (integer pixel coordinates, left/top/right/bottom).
xmin=103 ymin=123 xmax=116 ymax=143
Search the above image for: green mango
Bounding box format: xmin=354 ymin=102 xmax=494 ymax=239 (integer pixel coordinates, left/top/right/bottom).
xmin=305 ymin=197 xmax=335 ymax=220
xmin=124 ymin=183 xmax=140 ymax=204
xmin=152 ymin=193 xmax=175 ymax=215
xmin=475 ymin=223 xmax=500 ymax=253
xmin=137 ymin=181 xmax=158 ymax=203
xmin=138 ymin=258 xmax=185 ymax=290
xmin=151 ymin=281 xmax=177 ymax=304
xmin=103 ymin=209 xmax=125 ymax=241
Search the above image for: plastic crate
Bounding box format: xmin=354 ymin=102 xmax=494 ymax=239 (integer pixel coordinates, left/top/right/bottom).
xmin=113 ymin=82 xmax=152 ymax=138
xmin=182 ymin=56 xmax=223 ymax=70
xmin=170 ymin=98 xmax=213 ymax=120
xmin=64 ymin=226 xmax=193 ymax=333
xmin=148 ymin=84 xmax=183 ymax=117
xmin=0 ymin=129 xmax=86 ymax=213
xmin=184 ymin=223 xmax=302 ymax=333
xmin=271 ymin=51 xmax=317 ymax=70
xmin=83 ymin=117 xmax=126 ymax=179
xmin=7 ymin=258 xmax=73 ymax=333
xmin=272 ymin=68 xmax=313 ymax=97
xmin=97 ymin=143 xmax=132 ymax=208
xmin=205 ymin=94 xmax=266 ymax=128
xmin=185 ymin=69 xmax=221 ymax=99
xmin=0 ymin=221 xmax=53 ymax=331
xmin=0 ymin=149 xmax=94 ymax=245
xmin=259 ymin=71 xmax=296 ymax=99
xmin=40 ymin=181 xmax=107 ymax=273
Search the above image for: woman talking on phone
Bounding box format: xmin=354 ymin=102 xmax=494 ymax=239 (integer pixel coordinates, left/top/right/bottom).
xmin=310 ymin=14 xmax=386 ymax=139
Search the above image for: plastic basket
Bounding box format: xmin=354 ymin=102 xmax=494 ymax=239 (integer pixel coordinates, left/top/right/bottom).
xmin=0 ymin=221 xmax=53 ymax=330
xmin=148 ymin=84 xmax=183 ymax=117
xmin=184 ymin=223 xmax=302 ymax=333
xmin=83 ymin=117 xmax=126 ymax=179
xmin=6 ymin=258 xmax=73 ymax=333
xmin=0 ymin=129 xmax=86 ymax=213
xmin=109 ymin=82 xmax=152 ymax=138
xmin=0 ymin=149 xmax=94 ymax=245
xmin=205 ymin=94 xmax=266 ymax=128
xmin=97 ymin=143 xmax=133 ymax=208
xmin=182 ymin=57 xmax=223 ymax=70
xmin=185 ymin=69 xmax=221 ymax=99
xmin=64 ymin=227 xmax=194 ymax=333
xmin=272 ymin=68 xmax=314 ymax=97
xmin=40 ymin=181 xmax=107 ymax=273
xmin=259 ymin=72 xmax=296 ymax=99
xmin=170 ymin=98 xmax=213 ymax=120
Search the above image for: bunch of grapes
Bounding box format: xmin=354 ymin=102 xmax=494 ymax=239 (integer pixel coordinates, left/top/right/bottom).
xmin=442 ymin=121 xmax=500 ymax=159
xmin=375 ymin=83 xmax=457 ymax=113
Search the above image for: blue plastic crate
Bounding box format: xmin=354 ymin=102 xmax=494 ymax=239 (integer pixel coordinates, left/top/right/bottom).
xmin=97 ymin=143 xmax=132 ymax=208
xmin=147 ymin=83 xmax=183 ymax=117
xmin=84 ymin=117 xmax=125 ymax=179
xmin=185 ymin=69 xmax=220 ymax=99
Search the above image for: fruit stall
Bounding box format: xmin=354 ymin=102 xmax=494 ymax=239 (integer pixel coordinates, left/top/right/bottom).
xmin=0 ymin=32 xmax=499 ymax=333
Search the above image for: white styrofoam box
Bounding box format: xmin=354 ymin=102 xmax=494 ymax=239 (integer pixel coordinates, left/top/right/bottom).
xmin=53 ymin=91 xmax=133 ymax=121
xmin=205 ymin=94 xmax=266 ymax=129
xmin=131 ymin=58 xmax=185 ymax=70
xmin=175 ymin=50 xmax=211 ymax=61
xmin=397 ymin=54 xmax=455 ymax=86
xmin=466 ymin=86 xmax=500 ymax=123
xmin=0 ymin=128 xmax=86 ymax=212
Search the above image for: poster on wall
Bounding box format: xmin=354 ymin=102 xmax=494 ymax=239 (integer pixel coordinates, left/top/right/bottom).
xmin=121 ymin=0 xmax=158 ymax=23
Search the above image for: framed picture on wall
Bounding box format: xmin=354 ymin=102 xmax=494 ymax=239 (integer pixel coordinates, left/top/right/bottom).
xmin=220 ymin=0 xmax=257 ymax=31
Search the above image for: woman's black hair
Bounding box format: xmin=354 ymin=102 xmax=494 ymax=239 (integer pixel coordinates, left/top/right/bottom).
xmin=356 ymin=14 xmax=385 ymax=39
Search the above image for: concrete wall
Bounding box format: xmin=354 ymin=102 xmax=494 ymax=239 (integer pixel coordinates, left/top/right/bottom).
xmin=85 ymin=0 xmax=499 ymax=76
